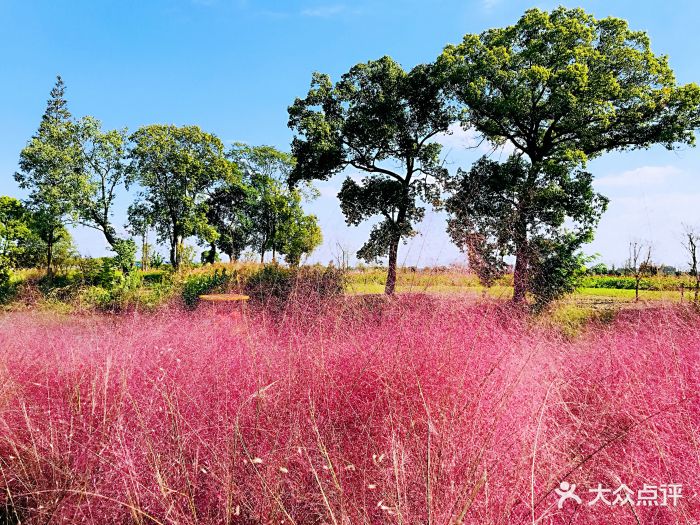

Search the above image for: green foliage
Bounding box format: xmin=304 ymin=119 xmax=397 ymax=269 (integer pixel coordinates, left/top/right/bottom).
xmin=445 ymin=156 xmax=606 ymax=308
xmin=128 ymin=124 xmax=235 ymax=268
xmin=288 ymin=56 xmax=453 ymax=293
xmin=201 ymin=175 xmax=251 ymax=262
xmin=181 ymin=269 xmax=235 ymax=308
xmin=245 ymin=264 xmax=294 ymax=302
xmin=529 ymin=235 xmax=593 ymax=311
xmin=111 ymin=238 xmax=137 ymax=273
xmin=588 ymin=263 xmax=609 ymax=275
xmin=97 ymin=258 xmax=124 ymax=289
xmin=75 ymin=116 xmax=132 ymax=257
xmin=0 ymin=196 xmax=37 ymax=268
xmin=14 ymin=77 xmax=89 ymax=278
xmin=226 ymin=143 xmax=321 ymax=264
xmin=440 ymin=7 xmax=700 ymax=304
xmin=0 ymin=258 xmax=12 ymax=304
xmin=282 ymin=212 xmax=322 ymax=266
xmin=440 ymin=7 xmax=700 ymax=164
xmin=200 ymin=249 xmax=221 ymax=264
xmin=149 ymin=252 xmax=165 ymax=268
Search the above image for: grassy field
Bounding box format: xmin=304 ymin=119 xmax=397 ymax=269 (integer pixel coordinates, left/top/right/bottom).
xmin=1 ymin=296 xmax=698 ymax=524
xmin=345 ymin=268 xmax=690 ymax=303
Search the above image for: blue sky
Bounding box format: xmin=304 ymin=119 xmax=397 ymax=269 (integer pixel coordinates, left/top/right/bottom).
xmin=1 ymin=0 xmax=699 ymax=268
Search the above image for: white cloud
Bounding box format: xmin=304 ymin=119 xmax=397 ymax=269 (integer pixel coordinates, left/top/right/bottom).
xmin=301 ymin=4 xmax=347 ymax=17
xmin=481 ymin=0 xmax=501 ymax=10
xmin=594 ymin=165 xmax=683 ymax=188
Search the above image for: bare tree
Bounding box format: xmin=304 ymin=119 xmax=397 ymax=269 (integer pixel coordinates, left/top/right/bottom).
xmin=682 ymin=225 xmax=700 ymax=304
xmin=627 ymin=241 xmax=652 ymax=302
xmin=332 ymin=242 xmax=351 ymax=271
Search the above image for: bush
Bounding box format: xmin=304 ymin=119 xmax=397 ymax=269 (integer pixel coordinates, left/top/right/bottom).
xmin=181 ymin=268 xmax=235 ymax=308
xmin=79 ymin=273 xmax=172 ymax=312
xmin=141 ymin=269 xmax=168 ymax=285
xmin=0 ymin=259 xmax=13 ymax=304
xmin=245 ymin=264 xmax=345 ymax=304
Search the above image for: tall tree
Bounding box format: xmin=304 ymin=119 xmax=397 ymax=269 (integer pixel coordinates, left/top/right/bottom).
xmin=288 ymin=57 xmax=453 ymax=294
xmin=444 ymin=156 xmax=606 ymax=308
xmin=14 ymin=76 xmax=86 ymax=279
xmin=127 ymin=125 xmax=233 ymax=269
xmin=126 ymin=202 xmax=152 ymax=271
xmin=200 ymin=179 xmax=252 ymax=263
xmin=230 ymin=143 xmax=318 ymax=264
xmin=440 ymin=7 xmax=700 ymax=304
xmin=75 ymin=116 xmax=135 ymax=270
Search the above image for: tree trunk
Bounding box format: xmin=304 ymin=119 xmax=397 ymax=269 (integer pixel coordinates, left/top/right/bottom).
xmin=512 ymin=241 xmax=528 ymax=304
xmin=141 ymin=234 xmax=149 ymax=271
xmin=385 ymin=236 xmax=399 ymax=295
xmin=512 ymin=216 xmax=529 ymax=305
xmin=170 ymin=231 xmax=183 ymax=269
xmin=103 ymin=225 xmax=118 ymax=250
xmin=169 ymin=243 xmax=177 ymax=269
xmin=46 ymin=235 xmax=54 ymax=282
xmin=385 ymin=200 xmax=407 ymax=296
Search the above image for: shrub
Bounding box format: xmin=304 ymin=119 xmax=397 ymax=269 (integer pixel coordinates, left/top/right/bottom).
xmin=181 ymin=268 xmax=235 ymax=307
xmin=0 ymin=259 xmax=13 ymax=304
xmin=245 ymin=264 xmax=345 ymax=305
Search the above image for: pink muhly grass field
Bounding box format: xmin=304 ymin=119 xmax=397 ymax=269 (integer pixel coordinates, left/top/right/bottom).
xmin=0 ymin=297 xmax=698 ymax=524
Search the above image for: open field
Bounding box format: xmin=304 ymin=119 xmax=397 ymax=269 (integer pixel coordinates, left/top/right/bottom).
xmin=0 ymin=297 xmax=698 ymax=524
xmin=345 ymin=269 xmax=693 ymax=304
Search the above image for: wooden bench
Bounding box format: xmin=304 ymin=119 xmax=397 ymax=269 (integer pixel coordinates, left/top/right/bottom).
xmin=198 ymin=293 xmax=250 ymax=303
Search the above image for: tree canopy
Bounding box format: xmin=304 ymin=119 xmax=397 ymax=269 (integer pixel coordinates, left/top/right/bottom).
xmin=439 ymin=7 xmax=700 ymax=304
xmin=14 ymin=76 xmax=86 ymax=278
xmin=230 ymin=143 xmax=322 ymax=265
xmin=127 ymin=125 xmax=235 ymax=269
xmin=288 ymin=56 xmax=453 ymax=294
xmin=75 ymin=116 xmax=136 ymax=270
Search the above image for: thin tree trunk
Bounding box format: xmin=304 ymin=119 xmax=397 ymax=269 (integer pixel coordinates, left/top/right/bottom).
xmin=385 ymin=237 xmax=399 ymax=295
xmin=512 ymin=243 xmax=528 ymax=304
xmin=385 ymin=201 xmax=407 ymax=296
xmin=46 ymin=236 xmax=54 ymax=282
xmin=141 ymin=234 xmax=148 ymax=271
xmin=512 ymin=216 xmax=529 ymax=305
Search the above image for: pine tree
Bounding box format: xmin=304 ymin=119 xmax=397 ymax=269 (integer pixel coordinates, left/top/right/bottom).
xmin=15 ymin=76 xmax=85 ymax=279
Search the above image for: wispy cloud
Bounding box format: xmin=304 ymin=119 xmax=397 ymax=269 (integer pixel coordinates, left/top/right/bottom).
xmin=301 ymin=4 xmax=349 ymax=17
xmin=594 ymin=165 xmax=683 ymax=188
xmin=481 ymin=0 xmax=501 ymax=11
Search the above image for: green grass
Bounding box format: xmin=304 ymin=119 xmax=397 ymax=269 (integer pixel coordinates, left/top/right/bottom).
xmin=345 ymin=270 xmax=689 ymax=304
